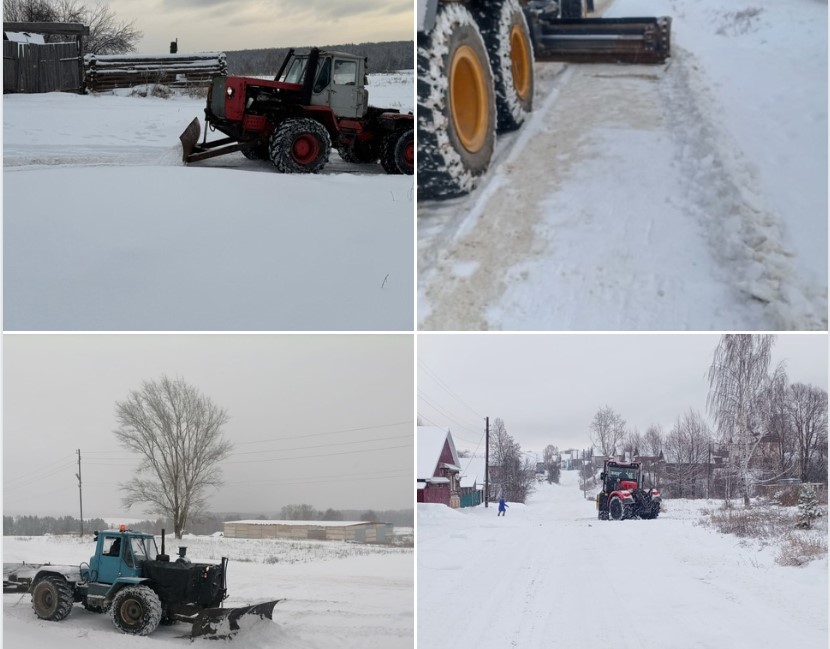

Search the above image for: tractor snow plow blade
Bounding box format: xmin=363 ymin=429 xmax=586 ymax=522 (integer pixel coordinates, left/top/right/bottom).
xmin=530 ymin=17 xmax=672 ymax=64
xmin=190 ymin=599 xmax=282 ymax=639
xmin=180 ymin=117 xmax=202 ymax=163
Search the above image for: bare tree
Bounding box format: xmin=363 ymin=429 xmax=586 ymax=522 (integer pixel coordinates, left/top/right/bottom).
xmin=490 ymin=418 xmax=534 ymax=502
xmin=590 ymin=406 xmax=626 ymax=457
xmin=3 ymin=0 xmax=142 ymax=53
xmin=114 ymin=375 xmax=232 ymax=539
xmin=664 ymin=409 xmax=712 ymax=498
xmin=643 ymin=424 xmax=664 ymax=456
xmin=543 ymin=444 xmax=560 ymax=484
xmin=706 ymin=334 xmax=784 ymax=506
xmin=787 ymin=383 xmax=828 ymax=483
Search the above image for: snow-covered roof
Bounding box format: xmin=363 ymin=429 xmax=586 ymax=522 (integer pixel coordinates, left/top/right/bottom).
xmin=459 ymin=456 xmax=487 ymax=488
xmin=225 ymin=520 xmax=378 ymax=527
xmin=5 ymin=31 xmax=45 ymax=44
xmin=426 ymin=476 xmax=450 ymax=484
xmin=417 ymin=426 xmax=460 ymax=479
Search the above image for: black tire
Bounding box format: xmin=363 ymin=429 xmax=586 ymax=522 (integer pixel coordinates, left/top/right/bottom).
xmin=338 ymin=141 xmax=379 ymax=164
xmin=474 ymin=0 xmax=534 ymax=132
xmin=561 ymin=0 xmax=586 ymax=19
xmin=269 ymin=118 xmax=331 ymax=174
xmin=31 ymin=576 xmax=74 ymax=621
xmin=241 ymin=144 xmax=269 ymax=161
xmin=381 ymin=129 xmax=414 ymax=175
xmin=608 ymin=496 xmax=626 ymax=521
xmin=418 ymin=3 xmax=496 ymax=199
xmin=110 ymin=585 xmax=162 ymax=636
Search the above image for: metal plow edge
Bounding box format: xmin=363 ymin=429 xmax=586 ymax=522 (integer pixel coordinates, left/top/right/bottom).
xmin=179 ymin=117 xmax=202 ymax=163
xmin=189 ymin=599 xmax=283 ymax=639
xmin=530 ymin=16 xmax=673 ymax=65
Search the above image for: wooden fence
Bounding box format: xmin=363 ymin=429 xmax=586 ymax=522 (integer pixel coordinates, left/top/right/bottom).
xmin=3 ymin=40 xmax=83 ymax=93
xmin=84 ymin=52 xmax=227 ymax=92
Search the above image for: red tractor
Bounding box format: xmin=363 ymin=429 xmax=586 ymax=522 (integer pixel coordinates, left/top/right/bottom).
xmin=596 ymin=459 xmax=661 ymax=521
xmin=180 ymin=48 xmax=413 ymax=175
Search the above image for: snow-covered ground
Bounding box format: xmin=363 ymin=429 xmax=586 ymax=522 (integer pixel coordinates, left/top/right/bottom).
xmin=4 ymin=531 xmax=413 ymax=648
xmin=417 ymin=0 xmax=827 ymax=330
xmin=417 ymin=470 xmax=827 ymax=649
xmin=3 ymin=71 xmax=414 ymax=331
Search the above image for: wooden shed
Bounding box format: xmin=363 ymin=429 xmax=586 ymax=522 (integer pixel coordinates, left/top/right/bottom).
xmin=223 ymin=520 xmax=394 ymax=544
xmin=4 ymin=22 xmax=88 ymax=93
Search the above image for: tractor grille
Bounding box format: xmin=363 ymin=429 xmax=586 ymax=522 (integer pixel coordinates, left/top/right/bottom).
xmin=210 ymin=78 xmax=227 ymax=119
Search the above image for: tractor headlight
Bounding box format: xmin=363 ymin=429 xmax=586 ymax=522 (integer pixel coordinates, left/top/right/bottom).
xmin=226 ymin=86 xmax=234 ymax=98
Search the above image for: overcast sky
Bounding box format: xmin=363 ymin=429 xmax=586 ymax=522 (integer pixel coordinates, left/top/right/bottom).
xmin=105 ymin=0 xmax=412 ymax=54
xmin=3 ymin=334 xmax=413 ymax=519
xmin=418 ymin=334 xmax=828 ymax=458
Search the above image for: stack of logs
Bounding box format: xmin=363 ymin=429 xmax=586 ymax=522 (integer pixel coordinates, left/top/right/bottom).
xmin=84 ymin=52 xmax=227 ymax=92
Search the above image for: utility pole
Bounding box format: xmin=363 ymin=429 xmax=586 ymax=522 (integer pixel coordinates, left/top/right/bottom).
xmin=484 ymin=416 xmax=489 ymax=508
xmin=76 ymin=449 xmax=83 ymax=538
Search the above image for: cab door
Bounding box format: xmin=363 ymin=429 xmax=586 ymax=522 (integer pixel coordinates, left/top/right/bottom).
xmin=93 ymin=534 xmax=126 ymax=584
xmin=310 ymin=57 xmax=367 ymax=119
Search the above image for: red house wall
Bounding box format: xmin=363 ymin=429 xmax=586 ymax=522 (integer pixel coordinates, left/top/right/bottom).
xmin=419 ymin=484 xmax=450 ymax=505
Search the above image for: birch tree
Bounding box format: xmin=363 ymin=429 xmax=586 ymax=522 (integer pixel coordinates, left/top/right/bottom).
xmin=114 ymin=375 xmax=232 ymax=538
xmin=706 ymin=335 xmax=783 ymax=506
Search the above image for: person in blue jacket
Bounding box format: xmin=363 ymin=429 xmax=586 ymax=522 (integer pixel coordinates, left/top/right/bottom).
xmin=498 ymin=497 xmax=508 ymax=516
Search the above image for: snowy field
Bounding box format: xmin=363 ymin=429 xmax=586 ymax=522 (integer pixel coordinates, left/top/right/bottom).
xmin=4 ymin=531 xmax=413 ymax=648
xmin=417 ymin=0 xmax=827 ymax=330
xmin=418 ymin=470 xmax=827 ymax=649
xmin=3 ymin=71 xmax=414 ymax=331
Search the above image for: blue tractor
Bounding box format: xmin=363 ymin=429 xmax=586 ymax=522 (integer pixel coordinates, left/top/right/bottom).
xmin=4 ymin=526 xmax=279 ymax=639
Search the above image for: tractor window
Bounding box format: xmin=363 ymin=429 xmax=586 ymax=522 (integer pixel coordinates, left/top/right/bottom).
xmin=282 ymin=58 xmax=307 ymax=84
xmin=130 ymin=536 xmax=157 ymax=563
xmin=333 ymin=60 xmax=357 ymax=85
xmin=102 ymin=536 xmax=121 ymax=557
xmin=314 ymin=57 xmax=331 ymax=93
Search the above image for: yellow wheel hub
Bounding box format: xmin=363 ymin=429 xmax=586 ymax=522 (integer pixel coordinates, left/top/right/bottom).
xmin=510 ymin=24 xmax=531 ymax=102
xmin=450 ymin=45 xmax=489 ymax=153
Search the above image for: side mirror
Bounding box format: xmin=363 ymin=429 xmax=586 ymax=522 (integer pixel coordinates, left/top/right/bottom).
xmin=93 ymin=531 xmax=99 ymax=541
xmin=600 ymin=472 xmax=605 ymax=481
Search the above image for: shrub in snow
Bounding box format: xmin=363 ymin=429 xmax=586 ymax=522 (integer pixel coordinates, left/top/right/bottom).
xmin=776 ymin=532 xmax=827 ymax=567
xmin=795 ymin=485 xmax=820 ymax=529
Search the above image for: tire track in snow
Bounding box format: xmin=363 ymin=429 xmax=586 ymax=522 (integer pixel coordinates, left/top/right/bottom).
xmin=418 ymin=48 xmax=826 ymax=330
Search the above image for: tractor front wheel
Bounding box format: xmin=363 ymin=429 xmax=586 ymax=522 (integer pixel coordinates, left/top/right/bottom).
xmin=241 ymin=144 xmax=269 ymax=161
xmin=111 ymin=585 xmax=162 ymax=636
xmin=269 ymin=118 xmax=331 ymax=174
xmin=32 ymin=576 xmax=74 ymax=621
xmin=608 ymin=496 xmax=627 ymax=521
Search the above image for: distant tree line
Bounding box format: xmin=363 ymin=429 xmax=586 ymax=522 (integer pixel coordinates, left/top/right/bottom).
xmin=224 ymin=41 xmax=413 ymax=76
xmin=4 ymin=508 xmax=414 ymax=536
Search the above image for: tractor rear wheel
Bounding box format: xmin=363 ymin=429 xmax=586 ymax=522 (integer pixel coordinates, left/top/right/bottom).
xmin=474 ymin=0 xmax=534 ymax=132
xmin=608 ymin=496 xmax=627 ymax=521
xmin=381 ymin=129 xmax=414 ymax=175
xmin=32 ymin=576 xmax=74 ymax=621
xmin=111 ymin=585 xmax=162 ymax=636
xmin=418 ymin=2 xmax=496 ymax=198
xmin=269 ymin=118 xmax=331 ymax=174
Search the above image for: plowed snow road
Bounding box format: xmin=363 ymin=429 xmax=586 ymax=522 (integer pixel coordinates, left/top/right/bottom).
xmin=417 ymin=0 xmax=827 ymax=331
xmin=417 ymin=473 xmax=827 ymax=649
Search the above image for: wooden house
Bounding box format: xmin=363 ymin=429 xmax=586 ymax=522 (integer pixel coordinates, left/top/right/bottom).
xmin=417 ymin=426 xmax=461 ymax=508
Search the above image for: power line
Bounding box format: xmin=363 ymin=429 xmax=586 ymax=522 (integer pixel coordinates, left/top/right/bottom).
xmin=229 ymin=433 xmax=412 ymax=457
xmin=234 ymin=420 xmax=413 ymax=447
xmin=418 ymin=360 xmax=484 ymax=419
xmin=417 ymin=391 xmax=483 ymax=438
xmin=225 ymin=442 xmax=411 ymax=465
